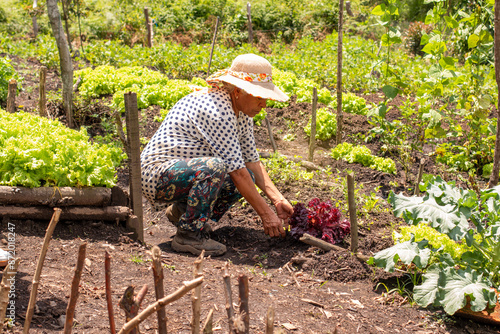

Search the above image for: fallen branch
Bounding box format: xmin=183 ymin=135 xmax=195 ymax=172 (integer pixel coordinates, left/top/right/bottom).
xmin=191 ymin=250 xmax=205 ymax=334
xmin=300 ymin=298 xmax=325 ymax=309
xmin=151 ymin=246 xmax=167 ymax=334
xmin=105 ymin=251 xmax=116 ymax=334
xmin=64 ymin=243 xmax=87 ymax=334
xmin=299 ymin=233 xmax=369 ymax=262
xmin=118 ymin=277 xmax=204 ymax=334
xmin=24 ymin=208 xmax=62 ymax=334
xmin=0 ymin=258 xmax=20 ymax=333
xmin=223 ymin=263 xmax=235 ymax=333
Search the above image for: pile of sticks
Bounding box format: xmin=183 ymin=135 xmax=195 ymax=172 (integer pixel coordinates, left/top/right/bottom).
xmin=0 ymin=186 xmax=130 ymax=222
xmin=0 ymin=208 xmax=277 ymax=334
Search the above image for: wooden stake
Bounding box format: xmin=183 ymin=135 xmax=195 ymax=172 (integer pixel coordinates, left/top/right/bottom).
xmin=414 ymin=158 xmax=425 ymax=196
xmin=191 ymin=250 xmax=205 ymax=334
xmin=308 ymin=87 xmax=318 ymax=162
xmin=105 ymin=251 xmax=117 ymax=334
xmin=151 ymin=246 xmax=167 ymax=334
xmin=23 ymin=208 xmax=62 ymax=334
xmin=124 ymin=92 xmax=144 ymax=242
xmin=63 ymin=243 xmax=87 ymax=334
xmin=119 ymin=284 xmax=148 ymax=334
xmin=265 ymin=117 xmax=278 ymax=153
xmin=246 ymin=2 xmax=253 ymax=44
xmin=202 ymin=308 xmax=214 ymax=334
xmin=336 ymin=0 xmax=345 ymax=145
xmin=238 ymin=274 xmax=249 ymax=334
xmin=0 ymin=258 xmax=20 ymax=332
xmin=144 ymin=7 xmax=152 ymax=48
xmin=38 ymin=66 xmax=47 ymax=117
xmin=207 ymin=17 xmax=220 ymax=76
xmin=265 ymin=306 xmax=274 ymax=334
xmin=118 ymin=277 xmax=204 ymax=334
xmin=346 ymin=1 xmax=354 ymax=16
xmin=32 ymin=16 xmax=38 ymax=37
xmin=6 ymin=79 xmax=16 ymax=113
xmin=223 ymin=263 xmax=235 ymax=333
xmin=347 ymin=172 xmax=358 ymax=253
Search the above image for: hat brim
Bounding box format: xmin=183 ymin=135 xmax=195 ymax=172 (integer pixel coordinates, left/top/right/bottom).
xmin=217 ymin=74 xmax=289 ymax=102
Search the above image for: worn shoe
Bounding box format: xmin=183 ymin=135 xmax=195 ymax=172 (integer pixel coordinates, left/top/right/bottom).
xmin=0 ymin=249 xmax=10 ymax=267
xmin=171 ymin=228 xmax=226 ymax=256
xmin=165 ymin=202 xmax=212 ymax=233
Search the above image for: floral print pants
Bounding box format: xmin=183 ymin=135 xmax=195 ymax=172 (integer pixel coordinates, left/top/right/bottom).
xmin=155 ymin=157 xmax=254 ymax=232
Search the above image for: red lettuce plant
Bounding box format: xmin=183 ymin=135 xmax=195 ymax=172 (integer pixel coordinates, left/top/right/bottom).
xmin=289 ymin=198 xmax=350 ymax=244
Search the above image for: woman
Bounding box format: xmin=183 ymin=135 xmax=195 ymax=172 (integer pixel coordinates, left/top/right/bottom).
xmin=141 ymin=54 xmax=294 ymax=256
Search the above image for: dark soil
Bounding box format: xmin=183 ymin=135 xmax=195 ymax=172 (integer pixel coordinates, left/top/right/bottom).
xmin=1 ymin=56 xmax=499 ymax=334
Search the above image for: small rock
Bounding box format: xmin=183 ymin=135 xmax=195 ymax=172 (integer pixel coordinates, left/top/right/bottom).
xmin=85 ymin=258 xmax=92 ymax=267
xmin=49 ymin=301 xmax=57 ymax=307
xmin=57 ymin=315 xmax=65 ymax=328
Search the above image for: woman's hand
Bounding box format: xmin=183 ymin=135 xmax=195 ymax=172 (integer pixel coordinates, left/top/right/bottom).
xmin=260 ymin=211 xmax=286 ymax=238
xmin=274 ymin=198 xmax=294 ymax=226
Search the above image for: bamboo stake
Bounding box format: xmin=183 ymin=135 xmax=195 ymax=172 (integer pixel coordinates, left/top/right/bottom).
xmin=238 ymin=274 xmax=249 ymax=334
xmin=191 ymin=250 xmax=205 ymax=334
xmin=223 ymin=263 xmax=234 ymax=333
xmin=105 ymin=251 xmax=117 ymax=334
xmin=265 ymin=117 xmax=278 ymax=153
xmin=151 ymin=246 xmax=167 ymax=334
xmin=23 ymin=208 xmax=62 ymax=334
xmin=414 ymin=158 xmax=425 ymax=196
xmin=308 ymin=87 xmax=318 ymax=162
xmin=118 ymin=277 xmax=204 ymax=334
xmin=63 ymin=243 xmax=87 ymax=334
xmin=6 ymin=79 xmax=16 ymax=113
xmin=336 ymin=0 xmax=345 ymax=145
xmin=38 ymin=66 xmax=47 ymax=117
xmin=207 ymin=17 xmax=220 ymax=76
xmin=202 ymin=308 xmax=214 ymax=334
xmin=347 ymin=172 xmax=358 ymax=253
xmin=265 ymin=306 xmax=274 ymax=334
xmin=0 ymin=258 xmax=20 ymax=333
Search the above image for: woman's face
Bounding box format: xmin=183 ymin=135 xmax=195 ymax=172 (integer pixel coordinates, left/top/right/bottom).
xmin=233 ymin=88 xmax=268 ymax=118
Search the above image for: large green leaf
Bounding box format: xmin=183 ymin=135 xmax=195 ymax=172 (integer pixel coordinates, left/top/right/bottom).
xmin=368 ymin=240 xmax=431 ymax=272
xmin=414 ymin=265 xmax=440 ymax=307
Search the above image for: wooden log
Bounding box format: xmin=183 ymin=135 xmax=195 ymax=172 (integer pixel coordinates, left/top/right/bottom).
xmin=125 ymin=92 xmax=144 ymax=242
xmin=347 ymin=173 xmax=358 ymax=253
xmin=0 ymin=206 xmax=130 ymax=221
xmin=207 ymin=17 xmax=220 ymax=76
xmin=39 ymin=66 xmax=47 ymax=116
xmin=0 ymin=258 xmax=20 ymax=332
xmin=6 ymin=79 xmax=16 ymax=113
xmin=105 ymin=251 xmax=117 ymax=334
xmin=64 ymin=243 xmax=87 ymax=334
xmin=118 ymin=277 xmax=204 ymax=334
xmin=24 ymin=208 xmax=61 ymax=334
xmin=151 ymin=246 xmax=167 ymax=334
xmin=246 ymin=2 xmax=253 ymax=44
xmin=336 ymin=0 xmax=345 ymax=145
xmin=308 ymin=87 xmax=318 ymax=162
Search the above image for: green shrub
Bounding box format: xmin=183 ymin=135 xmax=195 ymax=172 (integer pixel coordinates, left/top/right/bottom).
xmin=0 ymin=57 xmax=18 ymax=102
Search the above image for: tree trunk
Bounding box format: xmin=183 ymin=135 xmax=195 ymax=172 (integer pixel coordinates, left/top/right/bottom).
xmin=46 ymin=0 xmax=74 ymax=128
xmin=489 ymin=0 xmax=500 ymax=187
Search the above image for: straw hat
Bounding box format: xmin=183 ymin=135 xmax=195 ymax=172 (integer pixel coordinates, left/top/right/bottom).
xmin=206 ymin=54 xmax=289 ymax=102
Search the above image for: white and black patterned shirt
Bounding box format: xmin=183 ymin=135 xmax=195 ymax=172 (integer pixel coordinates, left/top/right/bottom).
xmin=141 ymin=88 xmax=260 ymax=204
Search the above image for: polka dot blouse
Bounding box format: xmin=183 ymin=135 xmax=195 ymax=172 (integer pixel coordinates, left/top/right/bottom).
xmin=140 ymin=88 xmax=260 ymax=204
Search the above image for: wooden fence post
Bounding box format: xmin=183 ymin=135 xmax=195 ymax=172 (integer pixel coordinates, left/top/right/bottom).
xmin=32 ymin=0 xmax=39 ymax=37
xmin=347 ymin=172 xmax=358 ymax=253
xmin=308 ymin=87 xmax=318 ymax=162
xmin=144 ymin=7 xmax=152 ymax=48
xmin=207 ymin=17 xmax=220 ymax=76
xmin=6 ymin=79 xmax=16 ymax=113
xmin=124 ymin=92 xmax=144 ymax=242
xmin=336 ymin=0 xmax=345 ymax=145
xmin=39 ymin=66 xmax=47 ymax=116
xmin=247 ymin=2 xmax=253 ymax=44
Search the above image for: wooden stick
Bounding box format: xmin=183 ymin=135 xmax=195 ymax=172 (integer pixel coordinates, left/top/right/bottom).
xmin=144 ymin=7 xmax=152 ymax=48
xmin=23 ymin=208 xmax=62 ymax=334
xmin=0 ymin=258 xmax=20 ymax=332
xmin=414 ymin=158 xmax=425 ymax=196
xmin=118 ymin=277 xmax=204 ymax=334
xmin=223 ymin=263 xmax=234 ymax=333
xmin=64 ymin=243 xmax=87 ymax=334
xmin=246 ymin=2 xmax=253 ymax=44
xmin=265 ymin=306 xmax=274 ymax=334
xmin=114 ymin=111 xmax=130 ymax=159
xmin=336 ymin=0 xmax=345 ymax=145
xmin=32 ymin=16 xmax=38 ymax=37
xmin=299 ymin=233 xmax=369 ymax=262
xmin=105 ymin=251 xmax=116 ymax=334
xmin=308 ymin=87 xmax=318 ymax=162
xmin=119 ymin=284 xmax=148 ymax=334
xmin=151 ymin=246 xmax=167 ymax=334
xmin=265 ymin=117 xmax=278 ymax=153
xmin=191 ymin=250 xmax=205 ymax=334
xmin=202 ymin=308 xmax=214 ymax=334
xmin=347 ymin=172 xmax=358 ymax=253
xmin=124 ymin=92 xmax=144 ymax=242
xmin=38 ymin=66 xmax=47 ymax=117
xmin=238 ymin=274 xmax=249 ymax=334
xmin=6 ymin=79 xmax=16 ymax=113
xmin=207 ymin=17 xmax=220 ymax=76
